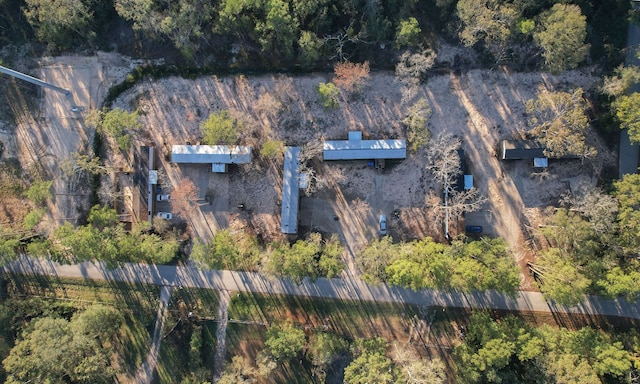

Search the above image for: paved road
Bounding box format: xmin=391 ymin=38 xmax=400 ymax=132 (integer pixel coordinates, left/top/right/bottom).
xmin=620 ymin=22 xmax=640 ymax=178
xmin=3 ymin=255 xmax=640 ymax=320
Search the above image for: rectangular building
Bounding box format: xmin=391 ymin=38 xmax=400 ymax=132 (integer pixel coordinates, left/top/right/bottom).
xmin=501 ymin=140 xmax=546 ymax=160
xmin=323 ymin=131 xmax=407 ymax=160
xmin=281 ymin=147 xmax=301 ymax=234
xmin=171 ymin=145 xmax=252 ymax=172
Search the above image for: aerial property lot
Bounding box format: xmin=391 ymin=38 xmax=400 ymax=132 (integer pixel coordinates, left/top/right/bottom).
xmin=107 ymin=66 xmax=611 ymax=278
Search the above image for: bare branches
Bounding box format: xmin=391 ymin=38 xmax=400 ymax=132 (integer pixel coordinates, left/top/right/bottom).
xmin=170 ymin=178 xmax=199 ymax=218
xmin=395 ymin=49 xmax=437 ymax=86
xmin=448 ymin=188 xmax=487 ymax=222
xmin=425 ymin=133 xmax=462 ymax=188
xmin=333 ymin=61 xmax=370 ymax=93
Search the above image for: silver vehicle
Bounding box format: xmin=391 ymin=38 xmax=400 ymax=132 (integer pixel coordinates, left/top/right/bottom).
xmin=157 ymin=194 xmax=170 ymax=201
xmin=156 ymin=212 xmax=173 ymax=219
xmin=379 ymin=215 xmax=387 ymax=235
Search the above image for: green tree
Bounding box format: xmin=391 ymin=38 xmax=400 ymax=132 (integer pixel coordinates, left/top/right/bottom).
xmin=530 ymin=248 xmax=591 ymax=305
xmin=87 ymin=205 xmax=119 ymax=228
xmin=357 ymin=235 xmax=397 ymax=284
xmin=23 ymin=0 xmax=92 ymax=49
xmin=265 ymin=321 xmax=305 ymax=361
xmin=308 ymin=332 xmax=348 ymax=367
xmin=23 ymin=180 xmax=52 ymax=205
xmin=544 ymin=353 xmax=600 ymax=384
xmin=260 ymin=139 xmax=285 ymax=159
xmin=403 ymin=98 xmax=432 ymax=152
xmin=526 ymin=88 xmax=596 ymax=159
xmin=71 ymin=304 xmax=123 ymax=345
xmin=614 ymin=173 xmax=640 ymax=251
xmin=191 ymin=230 xmax=260 ymax=271
xmin=456 ymin=0 xmax=521 ymax=61
xmin=613 ymin=92 xmax=640 ymax=143
xmin=200 ymin=110 xmax=241 ymax=145
xmin=317 ymin=82 xmax=340 ymax=110
xmin=23 ymin=208 xmax=45 ymax=230
xmin=598 ymin=267 xmax=640 ymax=301
xmin=100 ymin=108 xmax=141 ymax=151
xmin=534 ymin=3 xmax=589 ymax=73
xmin=601 ymin=65 xmax=640 ymax=98
xmin=449 ymin=238 xmax=520 ymax=293
xmin=267 ymin=233 xmax=344 ymax=283
xmin=3 ymin=317 xmax=116 ymax=383
xmin=217 ymin=356 xmax=256 ymax=384
xmin=298 ymin=31 xmax=323 ymax=67
xmin=115 ymin=0 xmax=213 ymax=55
xmin=256 ymin=0 xmax=299 ymax=60
xmin=395 ymin=17 xmax=421 ymax=48
xmin=344 ymin=338 xmax=397 ymax=384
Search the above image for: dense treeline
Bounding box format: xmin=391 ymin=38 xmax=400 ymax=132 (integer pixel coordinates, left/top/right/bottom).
xmin=0 ymin=300 xmax=125 ymax=383
xmin=531 ymin=176 xmax=640 ymax=305
xmin=24 ymin=205 xmax=181 ymax=266
xmin=358 ymin=236 xmax=520 ymax=293
xmin=0 ymin=0 xmax=631 ymax=71
xmin=455 ymin=312 xmax=640 ymax=384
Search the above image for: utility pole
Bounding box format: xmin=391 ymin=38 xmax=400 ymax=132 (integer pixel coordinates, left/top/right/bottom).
xmin=0 ymin=64 xmax=71 ymax=97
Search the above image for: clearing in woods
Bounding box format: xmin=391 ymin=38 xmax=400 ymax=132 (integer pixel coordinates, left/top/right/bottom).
xmin=1 ymin=52 xmax=615 ymax=289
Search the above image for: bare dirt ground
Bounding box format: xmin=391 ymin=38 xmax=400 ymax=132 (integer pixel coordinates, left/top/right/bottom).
xmin=2 ymin=51 xmax=614 ymax=290
xmin=113 ymin=66 xmax=612 ymax=287
xmin=0 ymin=53 xmax=133 ymax=232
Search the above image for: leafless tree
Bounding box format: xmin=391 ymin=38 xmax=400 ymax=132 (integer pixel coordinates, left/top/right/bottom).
xmin=392 ymin=343 xmax=446 ymax=384
xmin=299 ymin=138 xmax=323 ymax=164
xmin=425 ymin=132 xmax=462 ymax=189
xmin=560 ymin=188 xmax=618 ymax=236
xmin=395 ymin=49 xmax=437 ymax=86
xmin=448 ymin=188 xmax=487 ymax=222
xmin=170 ymin=177 xmax=199 ymax=218
xmin=324 ymin=20 xmax=364 ymax=61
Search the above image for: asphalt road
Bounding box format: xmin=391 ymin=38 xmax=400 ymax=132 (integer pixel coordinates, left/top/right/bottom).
xmin=3 ymin=255 xmax=640 ymax=320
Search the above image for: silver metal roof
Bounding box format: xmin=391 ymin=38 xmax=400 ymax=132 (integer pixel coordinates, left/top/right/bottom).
xmin=171 ymin=145 xmax=252 ymax=164
xmin=281 ymin=147 xmax=301 ymax=234
xmin=323 ymin=135 xmax=407 ymax=160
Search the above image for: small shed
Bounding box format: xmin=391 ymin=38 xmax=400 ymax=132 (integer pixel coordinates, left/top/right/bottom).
xmin=533 ymin=158 xmax=549 ymax=168
xmin=464 ymin=175 xmax=473 ymax=190
xmin=323 ymin=131 xmax=407 ymax=160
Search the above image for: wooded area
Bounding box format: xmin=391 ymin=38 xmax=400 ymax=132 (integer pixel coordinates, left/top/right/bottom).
xmin=0 ymin=0 xmax=630 ymax=71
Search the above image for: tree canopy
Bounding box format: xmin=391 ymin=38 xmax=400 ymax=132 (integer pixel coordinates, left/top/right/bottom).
xmin=50 ymin=205 xmax=179 ymax=265
xmin=454 ymin=312 xmax=635 ymax=384
xmin=533 ymin=3 xmax=589 ymax=74
xmin=526 ymin=88 xmax=596 ymax=159
xmin=2 ymin=305 xmax=123 ymax=384
xmin=613 ymin=92 xmax=640 ymax=143
xmin=265 ymin=321 xmax=306 ymax=361
xmin=200 ymin=110 xmax=242 ymax=145
xmin=23 ymin=0 xmax=92 ymax=50
xmin=358 ymin=236 xmax=519 ymax=294
xmin=267 ymin=233 xmax=344 ymax=283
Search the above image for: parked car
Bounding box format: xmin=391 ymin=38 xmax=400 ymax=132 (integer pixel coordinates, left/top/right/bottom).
xmin=157 ymin=194 xmax=170 ymax=201
xmin=379 ymin=215 xmax=387 ymax=235
xmin=465 ymin=225 xmax=483 ymax=233
xmin=156 ymin=212 xmax=172 ymax=219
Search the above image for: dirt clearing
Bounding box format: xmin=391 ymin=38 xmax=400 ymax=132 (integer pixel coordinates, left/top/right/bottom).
xmin=113 ymin=66 xmax=612 ymax=284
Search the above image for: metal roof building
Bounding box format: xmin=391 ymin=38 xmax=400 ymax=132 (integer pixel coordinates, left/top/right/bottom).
xmin=501 ymin=140 xmax=546 ymax=160
xmin=171 ymin=145 xmax=252 ymax=172
xmin=323 ymin=131 xmax=406 ymax=160
xmin=281 ymin=147 xmax=302 ymax=234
